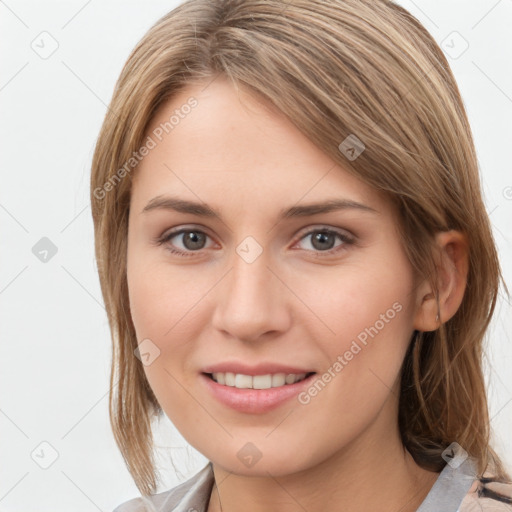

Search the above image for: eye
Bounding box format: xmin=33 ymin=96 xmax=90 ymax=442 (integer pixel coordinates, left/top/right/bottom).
xmin=155 ymin=228 xmax=214 ymax=257
xmin=294 ymin=227 xmax=354 ymax=255
xmin=154 ymin=226 xmax=355 ymax=258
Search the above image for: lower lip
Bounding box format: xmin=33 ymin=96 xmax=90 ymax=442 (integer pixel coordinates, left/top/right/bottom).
xmin=200 ymin=373 xmax=316 ymax=414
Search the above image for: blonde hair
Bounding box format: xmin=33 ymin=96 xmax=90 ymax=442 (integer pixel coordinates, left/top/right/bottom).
xmin=90 ymin=0 xmax=510 ymax=495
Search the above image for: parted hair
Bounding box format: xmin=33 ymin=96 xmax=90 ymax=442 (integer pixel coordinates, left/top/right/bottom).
xmin=90 ymin=0 xmax=510 ymax=495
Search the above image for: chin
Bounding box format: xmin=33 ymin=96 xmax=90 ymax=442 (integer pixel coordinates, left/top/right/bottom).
xmin=201 ymin=440 xmax=320 ymax=478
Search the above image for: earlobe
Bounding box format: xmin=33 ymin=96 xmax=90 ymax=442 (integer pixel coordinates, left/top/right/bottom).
xmin=413 ymin=230 xmax=469 ymax=332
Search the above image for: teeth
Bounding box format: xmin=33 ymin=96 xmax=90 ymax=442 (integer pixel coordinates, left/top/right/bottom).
xmin=211 ymin=372 xmax=309 ymax=389
xmin=235 ymin=374 xmax=252 ymax=388
xmin=272 ymin=373 xmax=286 ymax=387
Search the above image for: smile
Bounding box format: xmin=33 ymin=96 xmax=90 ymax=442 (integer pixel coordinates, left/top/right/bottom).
xmin=201 ymin=371 xmax=318 ymax=414
xmin=207 ymin=371 xmax=315 ymax=389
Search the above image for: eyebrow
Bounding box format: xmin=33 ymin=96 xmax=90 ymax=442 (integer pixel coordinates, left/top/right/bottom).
xmin=141 ymin=195 xmax=378 ymax=219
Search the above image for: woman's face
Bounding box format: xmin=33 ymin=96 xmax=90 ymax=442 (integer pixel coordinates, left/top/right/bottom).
xmin=127 ymin=76 xmax=425 ymax=476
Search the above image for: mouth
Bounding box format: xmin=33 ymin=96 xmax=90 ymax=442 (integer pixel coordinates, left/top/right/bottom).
xmin=200 ymin=370 xmax=318 ymax=413
xmin=203 ymin=371 xmax=316 ymax=390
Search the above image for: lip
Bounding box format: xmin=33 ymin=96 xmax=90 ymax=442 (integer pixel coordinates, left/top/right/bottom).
xmin=200 ymin=372 xmax=317 ymax=414
xmin=201 ymin=362 xmax=315 ymax=376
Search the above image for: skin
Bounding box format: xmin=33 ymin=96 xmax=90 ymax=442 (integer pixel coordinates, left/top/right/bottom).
xmin=126 ymin=76 xmax=469 ymax=512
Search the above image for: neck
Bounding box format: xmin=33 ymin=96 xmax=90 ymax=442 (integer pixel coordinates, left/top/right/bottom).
xmin=207 ymin=409 xmax=439 ymax=512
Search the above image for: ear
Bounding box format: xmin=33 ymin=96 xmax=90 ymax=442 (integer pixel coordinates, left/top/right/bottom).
xmin=413 ymin=230 xmax=469 ymax=332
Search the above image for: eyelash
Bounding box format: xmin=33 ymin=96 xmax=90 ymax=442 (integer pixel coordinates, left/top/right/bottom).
xmin=154 ymin=226 xmax=355 ymax=258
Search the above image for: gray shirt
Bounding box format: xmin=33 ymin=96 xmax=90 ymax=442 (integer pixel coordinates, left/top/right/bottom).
xmin=113 ymin=456 xmax=512 ymax=512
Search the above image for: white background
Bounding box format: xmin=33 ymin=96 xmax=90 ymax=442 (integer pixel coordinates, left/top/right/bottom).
xmin=1 ymin=1 xmax=511 ymax=510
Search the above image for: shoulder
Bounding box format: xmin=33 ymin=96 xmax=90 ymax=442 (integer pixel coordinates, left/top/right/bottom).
xmin=416 ymin=453 xmax=512 ymax=512
xmin=113 ymin=462 xmax=214 ymax=512
xmin=458 ymin=477 xmax=512 ymax=511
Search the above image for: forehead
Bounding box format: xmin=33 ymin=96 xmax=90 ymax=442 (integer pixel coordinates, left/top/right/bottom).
xmin=132 ymin=77 xmax=388 ymax=217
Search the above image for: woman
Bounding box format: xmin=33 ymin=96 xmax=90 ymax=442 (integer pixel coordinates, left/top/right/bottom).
xmin=90 ymin=0 xmax=512 ymax=510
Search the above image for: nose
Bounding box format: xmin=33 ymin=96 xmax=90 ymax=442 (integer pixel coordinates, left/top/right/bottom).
xmin=210 ymin=247 xmax=291 ymax=343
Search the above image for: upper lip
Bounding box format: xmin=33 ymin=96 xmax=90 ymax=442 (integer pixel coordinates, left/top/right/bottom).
xmin=201 ymin=362 xmax=316 ymax=376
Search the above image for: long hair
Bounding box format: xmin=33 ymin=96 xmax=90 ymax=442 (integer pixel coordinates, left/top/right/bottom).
xmin=90 ymin=0 xmax=509 ymax=495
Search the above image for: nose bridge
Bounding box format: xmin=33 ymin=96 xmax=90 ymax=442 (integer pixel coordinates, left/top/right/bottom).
xmin=211 ymin=239 xmax=289 ymax=341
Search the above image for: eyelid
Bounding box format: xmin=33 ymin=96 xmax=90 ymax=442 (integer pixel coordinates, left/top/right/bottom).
xmin=293 ymin=224 xmax=355 ymax=242
xmin=156 ymin=224 xmax=214 ymax=242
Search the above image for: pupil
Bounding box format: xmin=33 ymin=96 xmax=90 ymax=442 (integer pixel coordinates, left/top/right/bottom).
xmin=184 ymin=231 xmax=205 ymax=250
xmin=313 ymin=232 xmax=334 ymax=250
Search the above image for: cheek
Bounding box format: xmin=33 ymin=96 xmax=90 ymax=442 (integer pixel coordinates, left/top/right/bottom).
xmin=294 ymin=257 xmax=416 ymax=420
xmin=296 ymin=255 xmax=415 ymax=350
xmin=127 ymin=252 xmax=206 ymax=341
xmin=126 ymin=257 xmax=209 ymax=426
xmin=126 ymin=253 xmax=217 ymax=413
